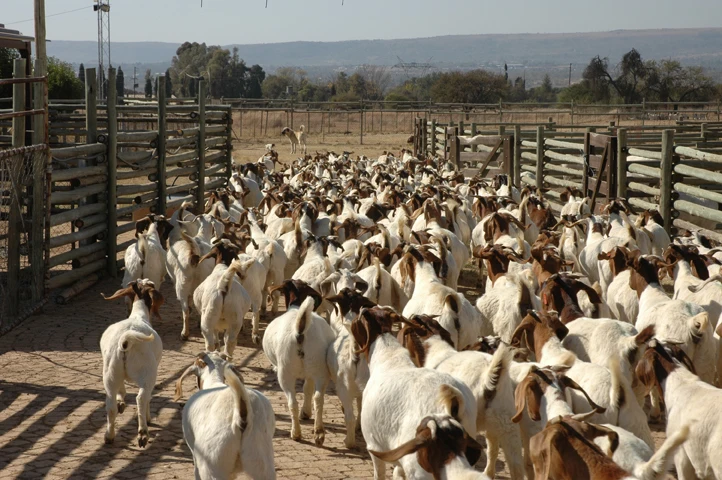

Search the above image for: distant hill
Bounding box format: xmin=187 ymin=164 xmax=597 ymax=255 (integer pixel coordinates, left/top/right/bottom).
xmin=47 ymin=28 xmax=722 ymax=88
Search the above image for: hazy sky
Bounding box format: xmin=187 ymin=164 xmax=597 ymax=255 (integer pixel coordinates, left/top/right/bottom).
xmin=5 ymin=0 xmax=722 ymax=45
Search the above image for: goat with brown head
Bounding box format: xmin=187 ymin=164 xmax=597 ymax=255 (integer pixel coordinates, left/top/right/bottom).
xmin=268 ymin=279 xmax=323 ymax=311
xmin=510 ymin=310 xmax=569 ymax=359
xmin=102 ymin=279 xmax=165 ymax=320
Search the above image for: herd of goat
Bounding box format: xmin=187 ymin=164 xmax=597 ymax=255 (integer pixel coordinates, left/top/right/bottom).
xmin=98 ymin=146 xmax=722 ymax=479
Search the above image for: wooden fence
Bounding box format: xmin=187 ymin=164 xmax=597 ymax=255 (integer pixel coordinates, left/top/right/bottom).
xmin=222 ymin=98 xmax=722 ymax=141
xmin=415 ymin=117 xmax=722 ymax=239
xmin=0 ymin=66 xmax=232 ymax=327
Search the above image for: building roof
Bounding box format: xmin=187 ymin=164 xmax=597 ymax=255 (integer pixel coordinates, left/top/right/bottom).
xmin=0 ymin=24 xmax=34 ymax=51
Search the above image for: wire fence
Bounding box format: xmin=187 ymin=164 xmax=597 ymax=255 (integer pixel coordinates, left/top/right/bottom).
xmin=0 ymin=147 xmax=48 ymax=331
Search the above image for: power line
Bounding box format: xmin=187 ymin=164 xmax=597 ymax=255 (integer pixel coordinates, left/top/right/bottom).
xmin=7 ymin=6 xmax=89 ymax=25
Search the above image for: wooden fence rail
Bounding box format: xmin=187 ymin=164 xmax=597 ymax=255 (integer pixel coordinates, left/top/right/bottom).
xmin=416 ymin=117 xmax=722 ymax=240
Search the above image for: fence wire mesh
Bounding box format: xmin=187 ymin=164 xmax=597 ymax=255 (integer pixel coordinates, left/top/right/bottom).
xmin=0 ymin=147 xmax=48 ymax=332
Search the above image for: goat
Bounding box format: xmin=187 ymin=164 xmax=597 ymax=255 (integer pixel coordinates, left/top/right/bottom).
xmin=352 ymin=306 xmax=478 ymax=480
xmin=174 ymin=352 xmax=276 ymax=479
xmin=369 ymin=415 xmax=488 ymax=480
xmin=262 ymin=280 xmax=334 ymax=446
xmin=100 ymin=280 xmax=164 ymax=447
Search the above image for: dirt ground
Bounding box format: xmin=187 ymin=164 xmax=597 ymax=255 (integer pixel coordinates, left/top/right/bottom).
xmin=0 ymin=265 xmax=670 ymax=480
xmin=231 ymin=133 xmax=413 ymax=166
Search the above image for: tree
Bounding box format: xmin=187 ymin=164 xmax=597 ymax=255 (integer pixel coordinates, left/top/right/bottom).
xmin=582 ymin=49 xmax=652 ymax=103
xmin=78 ymin=63 xmax=85 ymax=85
xmin=0 ymin=48 xmax=20 ymax=98
xmin=144 ymin=69 xmax=153 ymax=98
xmin=646 ymin=60 xmax=715 ymax=104
xmin=165 ymin=69 xmax=172 ymax=97
xmin=357 ymin=65 xmax=391 ymax=100
xmin=430 ymin=70 xmax=509 ymax=104
xmin=47 ymin=57 xmax=84 ymax=99
xmin=116 ymin=66 xmax=125 ymax=97
xmin=246 ymin=64 xmax=265 ymax=99
xmin=528 ymin=74 xmax=556 ymax=103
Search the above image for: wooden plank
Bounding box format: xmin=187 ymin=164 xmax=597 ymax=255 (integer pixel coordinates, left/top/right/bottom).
xmin=589 ymin=141 xmax=610 ymax=211
xmin=477 ymin=138 xmax=503 ymax=177
xmin=536 ymin=126 xmax=544 ymax=190
xmin=457 ymin=134 xmax=502 ymax=147
xmin=157 ymin=77 xmax=167 ymax=215
xmin=545 ymin=138 xmax=584 ymax=150
xmin=589 ymin=132 xmax=611 ymax=149
xmin=628 ymin=147 xmax=662 ymax=160
xmin=673 ymin=218 xmax=722 ymax=244
xmin=659 ymin=130 xmax=674 ymax=232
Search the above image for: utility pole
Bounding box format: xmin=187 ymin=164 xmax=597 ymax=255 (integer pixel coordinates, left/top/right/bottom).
xmin=568 ymin=63 xmax=572 ymax=86
xmin=94 ymin=0 xmax=111 ymax=100
xmin=132 ymin=66 xmax=138 ymax=97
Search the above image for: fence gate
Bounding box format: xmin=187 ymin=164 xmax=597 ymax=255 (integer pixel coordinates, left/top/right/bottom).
xmin=582 ymin=132 xmax=617 ymax=213
xmin=0 ymin=146 xmax=49 ymax=332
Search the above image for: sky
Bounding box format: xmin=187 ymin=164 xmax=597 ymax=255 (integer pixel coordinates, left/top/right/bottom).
xmin=4 ymin=0 xmax=722 ymax=45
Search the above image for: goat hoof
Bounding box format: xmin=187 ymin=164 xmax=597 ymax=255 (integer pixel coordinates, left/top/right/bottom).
xmin=314 ymin=429 xmax=325 ymax=447
xmin=180 ymin=333 xmax=189 ymax=341
xmin=291 ymin=431 xmax=302 ymax=442
xmin=137 ymin=430 xmax=149 ymax=448
xmin=104 ymin=434 xmax=114 ymax=445
xmin=117 ymin=402 xmax=126 ymax=414
xmin=344 ymin=437 xmax=356 ymax=449
xmin=300 ymin=410 xmax=311 ymax=420
xmin=252 ymin=334 xmax=260 ymax=345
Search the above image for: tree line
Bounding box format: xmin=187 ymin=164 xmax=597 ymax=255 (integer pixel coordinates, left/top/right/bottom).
xmin=1 ymin=45 xmax=722 ymax=105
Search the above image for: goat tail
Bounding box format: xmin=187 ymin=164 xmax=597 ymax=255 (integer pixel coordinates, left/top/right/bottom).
xmin=181 ymin=231 xmax=201 ymax=266
xmin=118 ymin=330 xmax=154 ymax=352
xmin=688 ymin=274 xmax=722 ymax=293
xmin=218 ymin=259 xmax=242 ymax=295
xmin=638 ymin=423 xmax=690 ymax=480
xmin=137 ymin=233 xmax=148 ymax=267
xmin=299 ymin=125 xmax=305 ymax=132
xmin=438 ymin=383 xmax=466 ymax=424
xmin=223 ymin=363 xmax=253 ymax=435
xmin=607 ymin=356 xmax=624 ymax=414
xmin=618 ymin=211 xmax=638 ymax=242
xmin=295 ymin=296 xmax=315 ymax=345
xmin=480 ymin=343 xmax=512 ymax=405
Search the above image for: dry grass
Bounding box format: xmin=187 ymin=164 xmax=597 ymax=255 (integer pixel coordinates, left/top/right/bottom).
xmin=231 ymin=133 xmax=413 ymax=165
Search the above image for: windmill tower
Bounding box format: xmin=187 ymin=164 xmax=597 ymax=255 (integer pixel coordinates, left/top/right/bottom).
xmin=94 ymin=0 xmax=111 ymax=99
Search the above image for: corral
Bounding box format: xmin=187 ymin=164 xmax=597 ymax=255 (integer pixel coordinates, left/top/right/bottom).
xmin=2 ymin=61 xmax=722 ymax=480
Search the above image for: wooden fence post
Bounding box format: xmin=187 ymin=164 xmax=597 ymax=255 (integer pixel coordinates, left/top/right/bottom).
xmin=535 ymin=126 xmax=544 ymax=190
xmin=582 ymin=127 xmax=593 ymax=195
xmin=31 ymin=63 xmax=48 ymax=303
xmin=106 ymin=68 xmax=118 ymax=277
xmin=8 ymin=58 xmax=26 ymax=316
xmin=470 ymin=123 xmax=477 ymax=153
xmin=226 ymin=106 xmax=233 ymax=180
xmin=513 ymin=124 xmax=521 ymax=186
xmin=660 ymin=129 xmax=675 ymax=233
xmin=196 ymin=80 xmax=206 ymax=209
xmin=360 ymin=100 xmax=364 ymax=145
xmin=616 ymin=128 xmax=627 ymax=198
xmin=430 ymin=120 xmax=436 ymax=157
xmin=156 ymin=74 xmax=167 ymax=215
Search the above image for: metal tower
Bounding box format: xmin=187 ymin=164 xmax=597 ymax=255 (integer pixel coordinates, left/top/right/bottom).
xmin=94 ymin=1 xmax=111 ymax=99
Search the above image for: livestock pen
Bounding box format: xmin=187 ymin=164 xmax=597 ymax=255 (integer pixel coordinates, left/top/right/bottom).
xmin=0 ymin=66 xmax=232 ymax=333
xmin=415 ymin=117 xmax=722 ymax=238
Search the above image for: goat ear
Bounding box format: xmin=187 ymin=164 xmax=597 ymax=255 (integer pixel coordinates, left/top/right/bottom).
xmin=634 ymin=354 xmax=660 ymax=396
xmin=559 ymin=376 xmax=606 ymax=413
xmin=101 ymin=284 xmax=136 ymax=301
xmin=464 ymin=433 xmax=484 ymax=467
xmin=512 ymin=373 xmax=542 ymax=423
xmin=353 ymin=276 xmax=369 ymax=293
xmin=369 ymin=427 xmax=431 ymax=463
xmin=174 ymin=364 xmax=200 ymax=402
xmin=149 ymin=289 xmax=165 ymax=319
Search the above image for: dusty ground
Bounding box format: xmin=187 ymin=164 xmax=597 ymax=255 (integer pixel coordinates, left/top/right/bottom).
xmin=231 ymin=133 xmax=412 ymax=165
xmin=0 ymin=265 xmax=669 ymax=479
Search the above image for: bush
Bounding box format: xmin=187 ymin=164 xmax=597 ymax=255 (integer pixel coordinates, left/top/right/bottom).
xmin=48 ymin=57 xmax=84 ymax=99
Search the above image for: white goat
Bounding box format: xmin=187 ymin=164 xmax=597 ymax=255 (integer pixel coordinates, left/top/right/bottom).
xmin=175 ymin=352 xmax=276 ymax=480
xmin=100 ymin=279 xmax=164 ymax=448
